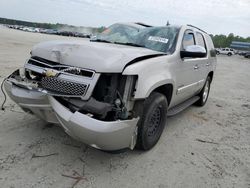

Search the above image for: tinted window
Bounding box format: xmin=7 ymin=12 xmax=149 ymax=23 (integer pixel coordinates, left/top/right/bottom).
xmin=196 ymin=32 xmax=206 ymax=50
xmin=182 ymin=30 xmax=195 ymax=50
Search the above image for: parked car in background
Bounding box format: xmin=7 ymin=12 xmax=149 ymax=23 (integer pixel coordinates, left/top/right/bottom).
xmin=4 ymin=23 xmax=216 ymax=151
xmin=57 ymin=30 xmax=75 ymax=36
xmin=238 ymin=51 xmax=247 ymax=56
xmin=22 ymin=27 xmax=34 ymax=32
xmin=216 ymin=48 xmax=235 ymax=56
xmin=45 ymin=29 xmax=58 ymax=35
xmin=244 ymin=52 xmax=250 ymax=58
xmin=74 ymin=32 xmax=91 ymax=38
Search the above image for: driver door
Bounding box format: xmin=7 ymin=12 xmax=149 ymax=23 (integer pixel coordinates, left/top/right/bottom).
xmin=174 ymin=30 xmax=201 ymax=105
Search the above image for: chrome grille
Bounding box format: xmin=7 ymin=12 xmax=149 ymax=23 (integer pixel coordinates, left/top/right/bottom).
xmin=28 ymin=57 xmax=94 ymax=78
xmin=41 ymin=77 xmax=88 ymax=96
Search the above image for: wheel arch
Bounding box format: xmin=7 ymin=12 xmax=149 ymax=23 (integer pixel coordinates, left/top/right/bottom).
xmin=152 ymin=84 xmax=173 ymax=105
xmin=133 ymin=83 xmax=173 ymax=117
xmin=208 ymin=71 xmax=214 ymax=82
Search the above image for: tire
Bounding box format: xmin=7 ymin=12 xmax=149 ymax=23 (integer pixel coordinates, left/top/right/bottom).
xmin=216 ymin=51 xmax=220 ymax=55
xmin=136 ymin=92 xmax=168 ymax=150
xmin=195 ymin=77 xmax=211 ymax=106
xmin=228 ymin=53 xmax=232 ymax=56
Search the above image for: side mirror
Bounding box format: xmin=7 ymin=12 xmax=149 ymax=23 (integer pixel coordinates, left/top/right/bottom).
xmin=180 ymin=45 xmax=206 ymax=58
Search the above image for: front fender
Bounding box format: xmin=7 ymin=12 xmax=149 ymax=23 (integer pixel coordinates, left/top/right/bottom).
xmin=122 ymin=57 xmax=174 ymax=99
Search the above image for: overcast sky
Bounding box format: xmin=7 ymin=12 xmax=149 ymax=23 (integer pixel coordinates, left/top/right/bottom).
xmin=0 ymin=0 xmax=250 ymax=37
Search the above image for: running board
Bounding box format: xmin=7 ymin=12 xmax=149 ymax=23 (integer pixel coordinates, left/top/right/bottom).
xmin=167 ymin=96 xmax=200 ymax=116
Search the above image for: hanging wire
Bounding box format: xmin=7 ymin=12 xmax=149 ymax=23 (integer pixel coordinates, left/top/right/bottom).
xmin=1 ymin=78 xmax=7 ymax=111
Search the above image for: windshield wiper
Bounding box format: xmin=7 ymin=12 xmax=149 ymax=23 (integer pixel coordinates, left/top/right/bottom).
xmin=113 ymin=42 xmax=145 ymax=48
xmin=90 ymin=39 xmax=112 ymax=43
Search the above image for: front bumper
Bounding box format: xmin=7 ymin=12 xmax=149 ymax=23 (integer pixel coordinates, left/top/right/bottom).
xmin=4 ymin=80 xmax=139 ymax=150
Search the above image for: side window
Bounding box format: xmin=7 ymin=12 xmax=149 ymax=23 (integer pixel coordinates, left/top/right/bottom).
xmin=196 ymin=32 xmax=207 ymax=52
xmin=182 ymin=30 xmax=195 ymax=50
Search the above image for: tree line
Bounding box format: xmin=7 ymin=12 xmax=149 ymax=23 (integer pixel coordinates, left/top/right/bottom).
xmin=210 ymin=33 xmax=250 ymax=48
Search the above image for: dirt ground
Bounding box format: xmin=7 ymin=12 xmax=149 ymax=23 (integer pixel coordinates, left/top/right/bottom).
xmin=0 ymin=26 xmax=250 ymax=188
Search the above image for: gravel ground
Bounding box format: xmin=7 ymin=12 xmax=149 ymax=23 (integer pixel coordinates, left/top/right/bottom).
xmin=0 ymin=27 xmax=250 ymax=188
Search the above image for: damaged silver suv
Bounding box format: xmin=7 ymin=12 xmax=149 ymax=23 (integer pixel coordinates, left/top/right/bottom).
xmin=4 ymin=23 xmax=216 ymax=151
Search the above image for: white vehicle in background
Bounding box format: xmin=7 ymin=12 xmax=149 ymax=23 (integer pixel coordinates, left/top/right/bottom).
xmin=34 ymin=28 xmax=40 ymax=33
xmin=216 ymin=48 xmax=235 ymax=56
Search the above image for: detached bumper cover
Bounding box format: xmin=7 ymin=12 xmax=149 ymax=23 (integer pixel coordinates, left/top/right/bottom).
xmin=4 ymin=80 xmax=139 ymax=150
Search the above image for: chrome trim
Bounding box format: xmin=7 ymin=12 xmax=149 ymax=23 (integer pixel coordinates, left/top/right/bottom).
xmin=28 ymin=58 xmax=95 ymax=79
xmin=177 ymin=82 xmax=197 ymax=94
xmin=198 ymin=79 xmax=205 ymax=85
xmin=30 ymin=58 xmax=68 ymax=68
xmin=7 ymin=77 xmax=93 ymax=98
xmin=21 ymin=58 xmax=101 ymax=100
xmin=24 ymin=63 xmax=47 ymax=74
xmin=177 ymin=79 xmax=204 ymax=94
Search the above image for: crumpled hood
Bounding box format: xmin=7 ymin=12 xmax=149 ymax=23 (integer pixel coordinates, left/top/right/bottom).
xmin=31 ymin=40 xmax=165 ymax=72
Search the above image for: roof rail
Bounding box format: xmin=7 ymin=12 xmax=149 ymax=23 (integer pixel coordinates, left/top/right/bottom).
xmin=187 ymin=24 xmax=207 ymax=34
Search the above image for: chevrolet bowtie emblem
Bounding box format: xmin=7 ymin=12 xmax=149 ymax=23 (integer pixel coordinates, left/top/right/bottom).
xmin=45 ymin=69 xmax=58 ymax=77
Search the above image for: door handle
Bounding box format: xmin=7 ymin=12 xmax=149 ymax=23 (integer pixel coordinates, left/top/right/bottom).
xmin=206 ymin=63 xmax=210 ymax=66
xmin=194 ymin=65 xmax=199 ymax=70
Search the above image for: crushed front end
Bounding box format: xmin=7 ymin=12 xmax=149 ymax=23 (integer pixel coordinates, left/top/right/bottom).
xmin=4 ymin=57 xmax=139 ymax=150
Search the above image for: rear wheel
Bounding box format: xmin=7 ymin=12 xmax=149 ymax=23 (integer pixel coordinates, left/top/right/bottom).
xmin=228 ymin=53 xmax=232 ymax=56
xmin=195 ymin=77 xmax=211 ymax=106
xmin=136 ymin=92 xmax=168 ymax=150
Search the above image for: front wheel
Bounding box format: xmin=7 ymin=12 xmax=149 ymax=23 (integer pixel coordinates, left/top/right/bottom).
xmin=136 ymin=92 xmax=168 ymax=150
xmin=228 ymin=53 xmax=232 ymax=56
xmin=195 ymin=77 xmax=211 ymax=106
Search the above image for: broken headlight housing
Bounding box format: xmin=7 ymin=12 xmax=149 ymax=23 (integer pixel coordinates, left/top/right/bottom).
xmin=63 ymin=74 xmax=137 ymax=121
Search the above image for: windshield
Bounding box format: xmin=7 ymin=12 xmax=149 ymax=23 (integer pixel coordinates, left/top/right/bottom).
xmin=91 ymin=24 xmax=180 ymax=53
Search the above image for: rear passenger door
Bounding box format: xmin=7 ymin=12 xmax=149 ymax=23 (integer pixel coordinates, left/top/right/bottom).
xmin=194 ymin=32 xmax=209 ymax=90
